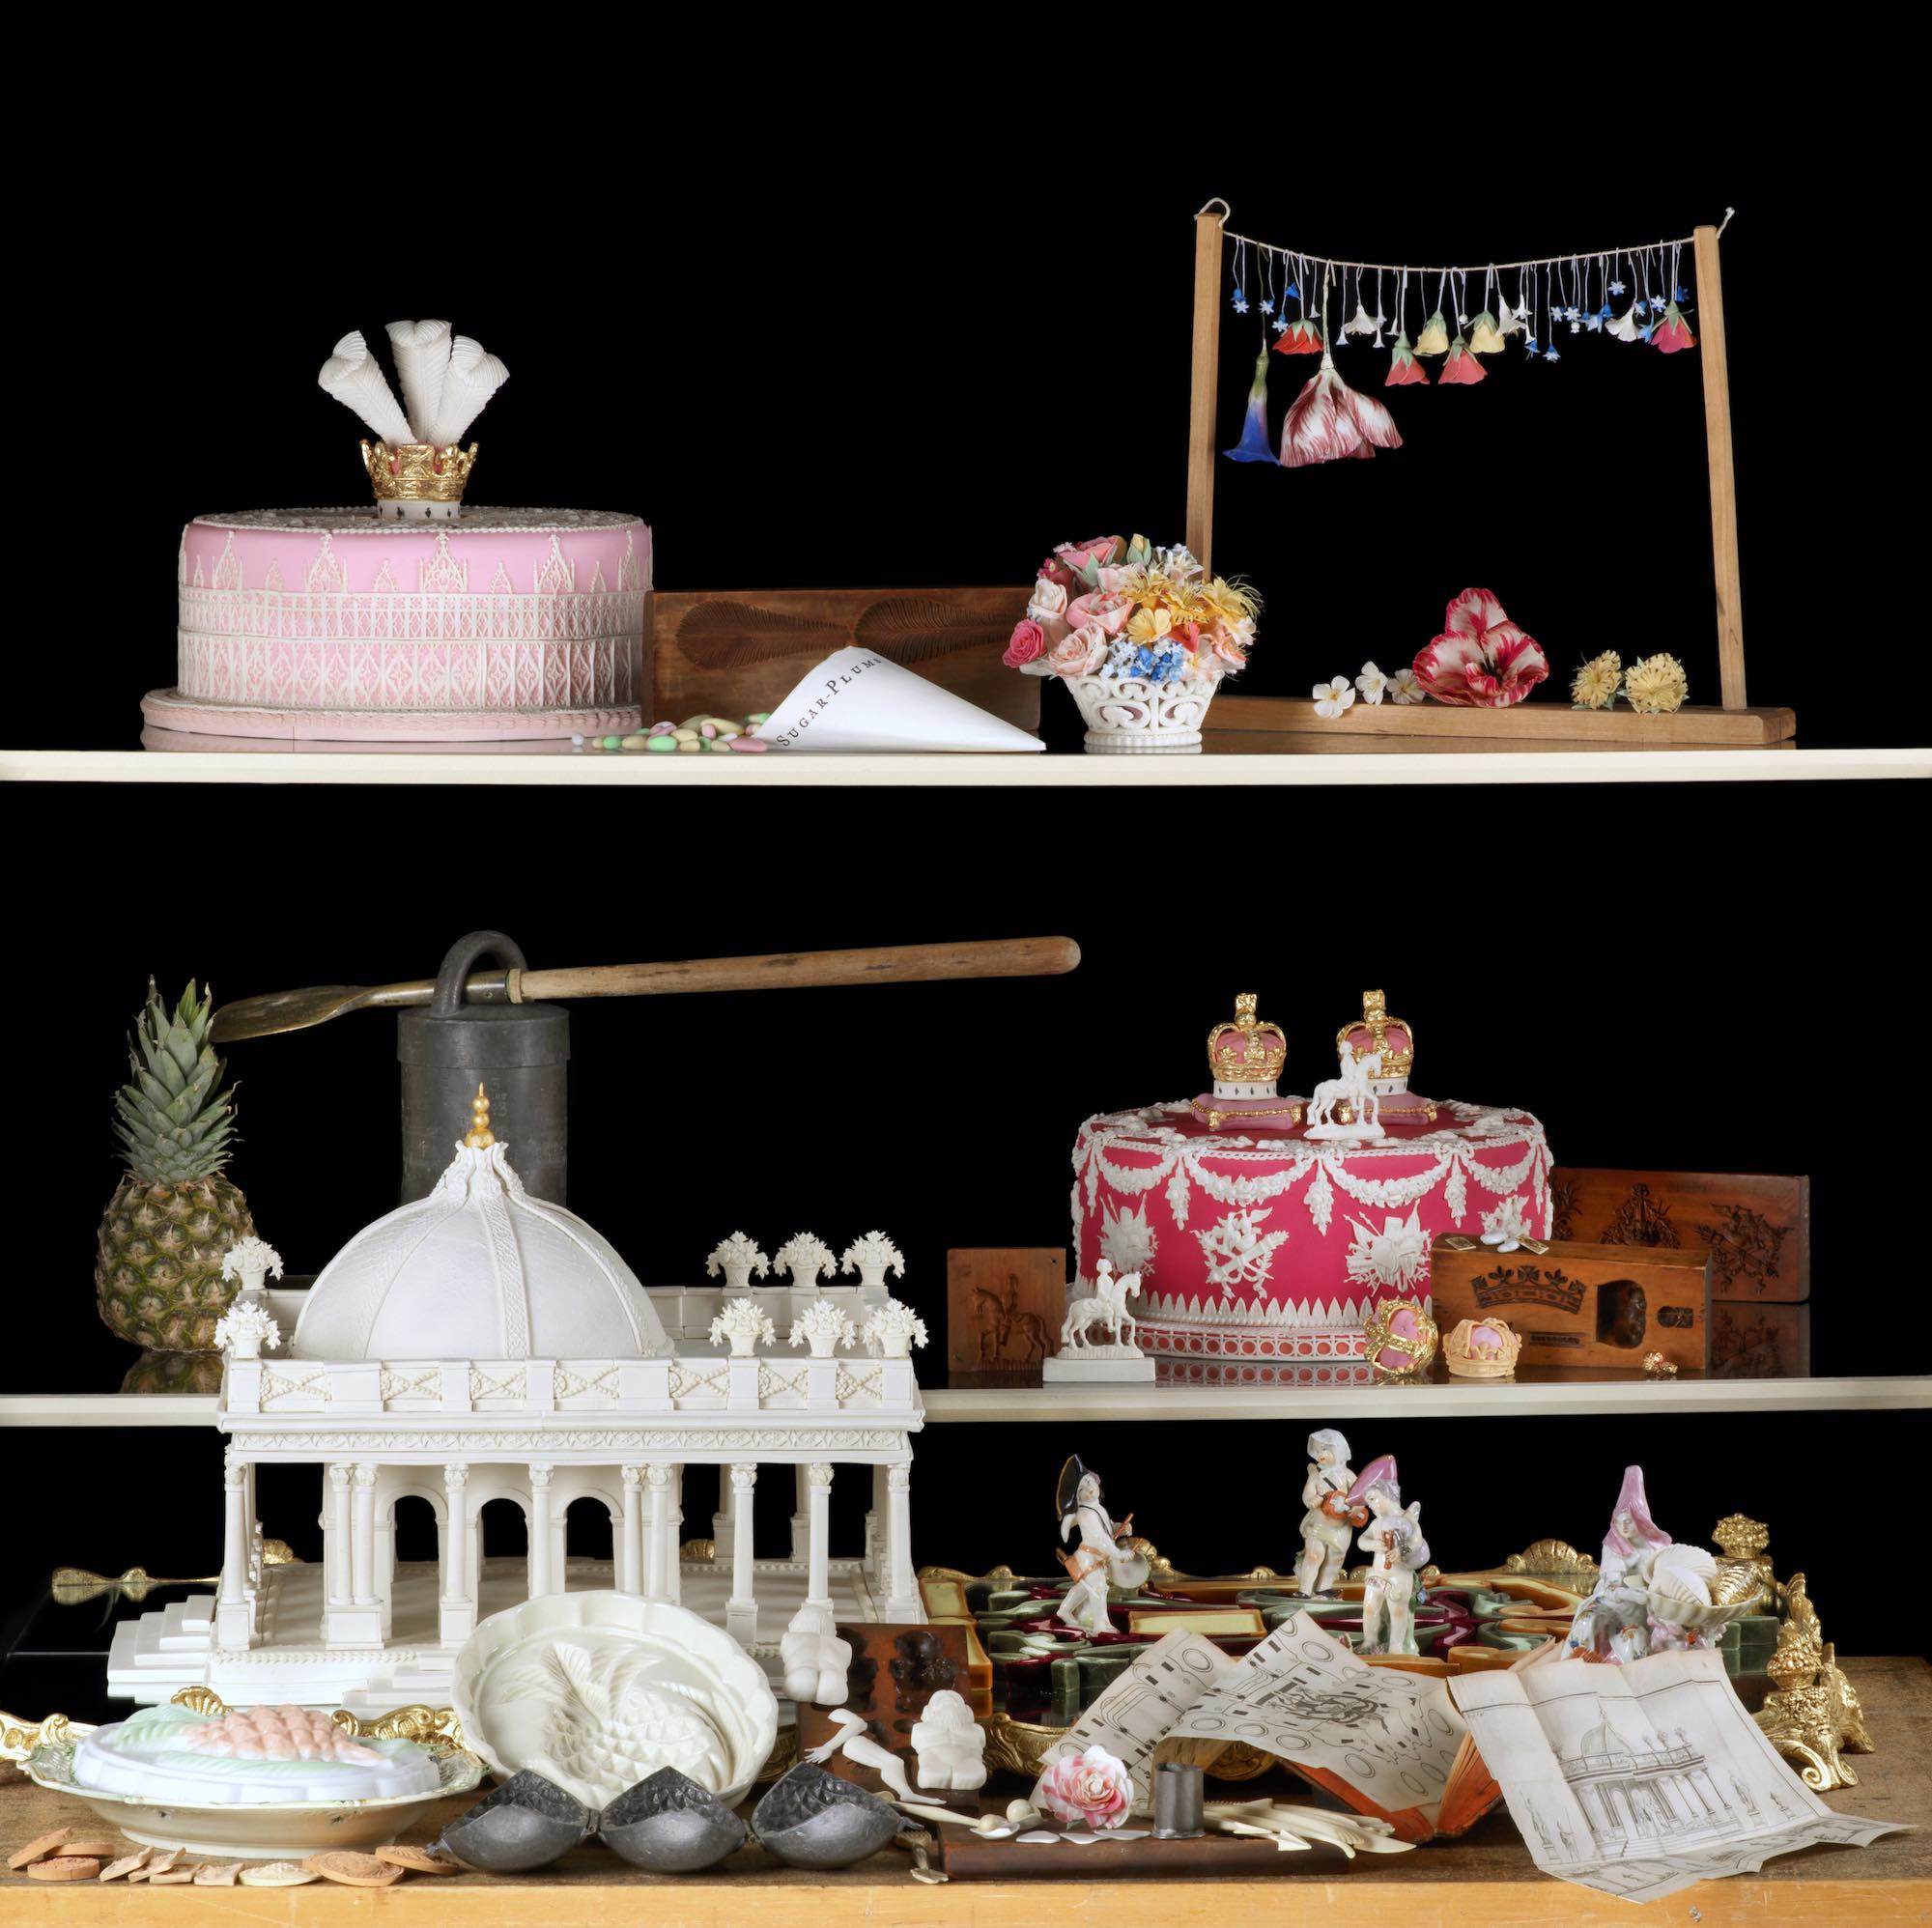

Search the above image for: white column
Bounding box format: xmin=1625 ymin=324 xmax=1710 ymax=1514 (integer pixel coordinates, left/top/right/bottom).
xmin=644 ymin=1464 xmax=673 ymax=1600
xmin=527 ymin=1466 xmax=554 ymax=1597
xmin=351 ymin=1464 xmax=378 ymax=1604
xmin=805 ymin=1463 xmax=834 ymax=1608
xmin=376 ymin=1502 xmax=396 ymax=1639
xmin=866 ymin=1463 xmax=887 ymax=1576
xmin=790 ymin=1463 xmax=810 ymax=1563
xmin=326 ymin=1463 xmax=352 ymax=1604
xmin=712 ymin=1462 xmax=736 ymax=1554
xmin=620 ymin=1466 xmax=644 ymax=1595
xmin=884 ymin=1461 xmax=918 ymax=1617
xmin=668 ymin=1464 xmax=684 ymax=1604
xmin=216 ymin=1454 xmax=251 ymax=1648
xmin=440 ymin=1463 xmax=473 ymax=1647
xmin=724 ymin=1464 xmax=757 ymax=1645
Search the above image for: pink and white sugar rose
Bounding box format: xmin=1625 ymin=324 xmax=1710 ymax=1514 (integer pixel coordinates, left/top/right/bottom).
xmin=1037 ymin=1745 xmax=1133 ymax=1829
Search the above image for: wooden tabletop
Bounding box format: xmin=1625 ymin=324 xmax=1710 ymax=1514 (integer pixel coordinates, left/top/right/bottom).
xmin=2 ymin=1657 xmax=1924 ymax=1926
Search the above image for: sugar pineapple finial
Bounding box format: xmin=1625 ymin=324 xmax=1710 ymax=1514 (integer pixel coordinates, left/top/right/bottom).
xmin=465 ymin=1083 xmax=496 ymax=1149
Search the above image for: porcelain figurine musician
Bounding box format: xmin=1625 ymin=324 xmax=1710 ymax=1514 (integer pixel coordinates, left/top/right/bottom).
xmin=1566 ymin=1465 xmax=1725 ymax=1663
xmin=1350 ymin=1455 xmax=1429 ymax=1657
xmin=1295 ymin=1429 xmax=1365 ymax=1598
xmin=1053 ymin=1456 xmax=1151 ymax=1635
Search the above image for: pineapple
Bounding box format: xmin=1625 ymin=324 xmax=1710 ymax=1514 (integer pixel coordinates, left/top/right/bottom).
xmin=95 ymin=979 xmax=256 ymax=1352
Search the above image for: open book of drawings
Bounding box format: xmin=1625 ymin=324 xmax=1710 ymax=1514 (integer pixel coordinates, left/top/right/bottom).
xmin=1033 ymin=1613 xmax=1513 ymax=1843
xmin=1447 ymin=1646 xmax=1901 ymax=1903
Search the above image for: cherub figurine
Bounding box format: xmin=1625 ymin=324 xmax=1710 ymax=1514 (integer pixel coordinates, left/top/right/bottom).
xmin=909 ymin=1688 xmax=988 ymax=1792
xmin=1053 ymin=1456 xmax=1151 ymax=1636
xmin=1566 ymin=1465 xmax=1724 ymax=1663
xmin=1350 ymin=1455 xmax=1429 ymax=1657
xmin=1295 ymin=1428 xmax=1364 ymax=1598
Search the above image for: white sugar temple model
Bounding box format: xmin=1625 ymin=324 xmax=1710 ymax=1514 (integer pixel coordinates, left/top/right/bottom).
xmin=108 ymin=1091 xmax=925 ymax=1715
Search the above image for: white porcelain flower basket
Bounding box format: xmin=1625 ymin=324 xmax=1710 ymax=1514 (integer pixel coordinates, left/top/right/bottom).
xmin=1062 ymin=672 xmax=1219 ymax=754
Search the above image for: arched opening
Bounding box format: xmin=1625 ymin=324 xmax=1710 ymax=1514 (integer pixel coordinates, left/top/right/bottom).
xmin=478 ymin=1494 xmax=528 ymax=1561
xmin=564 ymin=1493 xmax=614 ymax=1573
xmin=391 ymin=1492 xmax=440 ymax=1565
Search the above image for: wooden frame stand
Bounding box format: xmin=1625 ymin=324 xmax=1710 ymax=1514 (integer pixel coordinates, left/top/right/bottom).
xmin=1184 ymin=207 xmax=1783 ymax=746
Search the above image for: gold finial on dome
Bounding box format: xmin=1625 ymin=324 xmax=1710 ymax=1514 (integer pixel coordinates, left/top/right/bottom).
xmin=464 ymin=1082 xmax=496 ymax=1149
xmin=1337 ymin=988 xmax=1415 ymax=1081
xmin=1207 ymin=993 xmax=1287 ymax=1084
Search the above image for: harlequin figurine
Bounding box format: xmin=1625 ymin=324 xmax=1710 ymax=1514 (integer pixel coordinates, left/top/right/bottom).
xmin=1295 ymin=1429 xmax=1365 ymax=1598
xmin=1054 ymin=1456 xmax=1151 ymax=1636
xmin=1350 ymin=1455 xmax=1429 ymax=1657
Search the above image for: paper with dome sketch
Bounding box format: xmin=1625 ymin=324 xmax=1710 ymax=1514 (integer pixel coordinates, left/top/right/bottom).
xmin=1448 ymin=1647 xmax=1899 ymax=1902
xmin=1035 ymin=1614 xmax=1465 ymax=1823
xmin=752 ymin=646 xmax=1043 ymax=751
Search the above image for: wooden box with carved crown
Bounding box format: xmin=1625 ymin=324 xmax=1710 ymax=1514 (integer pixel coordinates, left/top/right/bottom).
xmin=1430 ymin=1237 xmax=1711 ymax=1374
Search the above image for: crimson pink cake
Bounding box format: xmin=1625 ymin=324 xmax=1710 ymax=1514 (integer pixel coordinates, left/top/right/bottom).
xmin=145 ymin=508 xmax=650 ymax=743
xmin=1069 ymin=992 xmax=1551 ymax=1384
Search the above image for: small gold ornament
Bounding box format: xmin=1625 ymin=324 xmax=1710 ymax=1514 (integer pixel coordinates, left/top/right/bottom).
xmin=361 ymin=439 xmax=478 ymax=518
xmin=1442 ymin=1317 xmax=1522 ymax=1379
xmin=1361 ymin=1297 xmax=1438 ymax=1380
xmin=1641 ymin=1350 xmax=1678 ymax=1378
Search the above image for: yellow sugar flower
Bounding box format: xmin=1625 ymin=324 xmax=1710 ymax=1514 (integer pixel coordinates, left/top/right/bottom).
xmin=1198 ymin=576 xmax=1262 ymax=623
xmin=1571 ymin=651 xmax=1622 ymax=710
xmin=1125 ymin=604 xmax=1174 ymax=645
xmin=1623 ymin=652 xmax=1690 ymax=714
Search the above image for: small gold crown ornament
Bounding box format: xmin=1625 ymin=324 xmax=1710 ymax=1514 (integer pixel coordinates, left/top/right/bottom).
xmin=1361 ymin=1297 xmax=1438 ymax=1381
xmin=1442 ymin=1317 xmax=1522 ymax=1379
xmin=1207 ymin=993 xmax=1288 ymax=1085
xmin=362 ymin=439 xmax=478 ymax=520
xmin=1337 ymin=988 xmax=1415 ymax=1083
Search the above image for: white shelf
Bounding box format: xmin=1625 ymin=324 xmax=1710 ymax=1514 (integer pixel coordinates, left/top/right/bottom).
xmin=4 ymin=1375 xmax=1926 ymax=1428
xmin=4 ymin=748 xmax=1926 ymax=787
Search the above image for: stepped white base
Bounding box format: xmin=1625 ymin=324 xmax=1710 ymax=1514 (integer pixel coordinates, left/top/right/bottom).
xmin=1042 ymin=1351 xmax=1156 ymax=1383
xmin=106 ymin=1554 xmax=894 ymax=1711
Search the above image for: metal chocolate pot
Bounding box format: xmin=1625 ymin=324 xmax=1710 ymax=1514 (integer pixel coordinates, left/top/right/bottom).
xmin=397 ymin=931 xmax=570 ymax=1204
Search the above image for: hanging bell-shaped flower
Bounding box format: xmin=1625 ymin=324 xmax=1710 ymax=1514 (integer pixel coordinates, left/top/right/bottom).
xmin=1494 ymin=297 xmax=1523 ymax=337
xmin=1414 ymin=308 xmax=1451 ymax=355
xmin=1280 ymin=351 xmax=1405 ymax=466
xmin=1342 ymin=302 xmax=1386 ymax=340
xmin=1385 ymin=332 xmax=1429 ymax=386
xmin=1223 ymin=349 xmax=1278 ymax=464
xmin=1651 ymin=301 xmax=1696 ymax=353
xmin=1438 ymin=335 xmax=1487 ymax=385
xmin=1605 ymin=304 xmax=1642 ymax=343
xmin=1273 ymin=316 xmax=1325 ymax=355
xmin=1467 ymin=310 xmax=1506 ymax=354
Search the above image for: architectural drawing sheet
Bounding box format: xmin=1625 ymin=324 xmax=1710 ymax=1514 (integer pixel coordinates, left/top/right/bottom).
xmin=1449 ymin=1646 xmax=1899 ymax=1902
xmin=1034 ymin=1613 xmax=1466 ymax=1824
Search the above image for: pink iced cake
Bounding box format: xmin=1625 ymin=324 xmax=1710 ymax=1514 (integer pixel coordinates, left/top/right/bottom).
xmin=1069 ymin=992 xmax=1551 ymax=1384
xmin=145 ymin=508 xmax=650 ymax=742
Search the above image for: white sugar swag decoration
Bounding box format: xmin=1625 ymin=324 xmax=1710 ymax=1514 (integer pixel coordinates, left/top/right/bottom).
xmin=317 ymin=331 xmax=415 ymax=445
xmin=318 ymin=322 xmax=510 ymax=446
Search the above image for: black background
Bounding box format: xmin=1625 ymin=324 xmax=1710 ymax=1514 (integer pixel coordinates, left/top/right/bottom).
xmin=3 ymin=65 xmax=1922 ymax=1712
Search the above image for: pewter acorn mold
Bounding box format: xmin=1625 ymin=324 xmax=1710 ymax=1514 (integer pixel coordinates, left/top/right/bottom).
xmin=751 ymin=1763 xmax=903 ymax=1870
xmin=598 ymin=1767 xmax=746 ymax=1873
xmin=437 ymin=1770 xmax=593 ymax=1874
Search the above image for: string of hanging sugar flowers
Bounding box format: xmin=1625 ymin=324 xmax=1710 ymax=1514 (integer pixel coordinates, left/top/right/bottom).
xmin=1219 ymin=209 xmax=1728 ymax=469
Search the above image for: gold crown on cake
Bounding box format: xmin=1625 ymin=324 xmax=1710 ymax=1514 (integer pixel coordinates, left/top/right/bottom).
xmin=1442 ymin=1317 xmax=1523 ymax=1379
xmin=1337 ymin=988 xmax=1414 ymax=1080
xmin=1208 ymin=993 xmax=1287 ymax=1083
xmin=361 ymin=439 xmax=479 ymax=506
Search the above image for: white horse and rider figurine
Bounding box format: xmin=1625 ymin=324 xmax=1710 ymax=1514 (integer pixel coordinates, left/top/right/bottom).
xmin=1060 ymin=1257 xmax=1143 ymax=1350
xmin=1304 ymin=1046 xmax=1385 ymax=1140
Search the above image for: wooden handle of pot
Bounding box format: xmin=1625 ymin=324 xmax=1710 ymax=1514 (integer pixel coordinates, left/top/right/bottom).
xmin=513 ymin=936 xmax=1081 ymax=1003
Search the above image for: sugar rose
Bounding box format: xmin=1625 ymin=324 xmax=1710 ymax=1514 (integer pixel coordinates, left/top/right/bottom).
xmin=1003 ymin=619 xmax=1045 ymax=668
xmin=1048 ymin=622 xmax=1109 ymax=676
xmin=1038 ymin=1745 xmax=1132 ymax=1829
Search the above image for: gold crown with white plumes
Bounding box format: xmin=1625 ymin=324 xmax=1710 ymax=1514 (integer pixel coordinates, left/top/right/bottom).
xmin=1337 ymin=988 xmax=1414 ymax=1081
xmin=1208 ymin=993 xmax=1288 ymax=1083
xmin=362 ymin=439 xmax=479 ymax=505
xmin=1442 ymin=1317 xmax=1523 ymax=1379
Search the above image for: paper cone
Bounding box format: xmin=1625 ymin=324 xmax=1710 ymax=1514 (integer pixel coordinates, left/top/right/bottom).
xmin=753 ymin=647 xmax=1043 ymax=752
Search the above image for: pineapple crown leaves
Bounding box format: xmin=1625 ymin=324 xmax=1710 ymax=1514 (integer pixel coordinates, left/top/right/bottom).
xmin=111 ymin=978 xmax=239 ymax=1183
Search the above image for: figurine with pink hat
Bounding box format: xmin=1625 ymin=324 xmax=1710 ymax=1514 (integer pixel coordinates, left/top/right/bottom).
xmin=1348 ymin=1455 xmax=1430 ymax=1657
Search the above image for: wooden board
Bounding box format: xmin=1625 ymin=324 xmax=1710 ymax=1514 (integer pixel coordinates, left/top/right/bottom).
xmin=2 ymin=1656 xmax=1926 ymax=1925
xmin=1431 ymin=1239 xmax=1710 ymax=1373
xmin=947 ymin=1249 xmax=1065 ymax=1379
xmin=795 ymin=1622 xmax=984 ymax=1792
xmin=944 ymin=1829 xmax=1349 ymax=1880
xmin=650 ymin=586 xmax=1038 ymax=732
xmin=1204 ymin=695 xmax=1796 ymax=744
xmin=1712 ymin=1301 xmax=1810 ymax=1378
xmin=1548 ymin=1169 xmax=1809 ymax=1302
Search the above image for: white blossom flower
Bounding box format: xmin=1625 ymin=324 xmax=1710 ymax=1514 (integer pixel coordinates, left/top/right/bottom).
xmin=1312 ymin=677 xmax=1357 ymax=720
xmin=1354 ymin=662 xmax=1389 ymax=705
xmin=1387 ymin=667 xmax=1426 ymax=704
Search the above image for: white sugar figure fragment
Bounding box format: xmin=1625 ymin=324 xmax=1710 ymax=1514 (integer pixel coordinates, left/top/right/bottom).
xmin=386 ymin=320 xmax=452 ymax=443
xmin=910 ymin=1689 xmax=988 ymax=1793
xmin=424 ymin=334 xmax=509 ymax=446
xmin=781 ymin=1602 xmax=853 ymax=1706
xmin=318 ymin=331 xmax=416 ymax=445
xmin=806 ymin=1706 xmax=917 ymax=1802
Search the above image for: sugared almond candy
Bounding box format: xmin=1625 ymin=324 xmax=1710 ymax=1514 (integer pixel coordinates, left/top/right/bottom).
xmin=305 ymin=1850 xmax=403 ymax=1886
xmin=239 ymin=1861 xmax=320 ymax=1886
xmin=193 ymin=1862 xmax=242 ymax=1885
xmin=99 ymin=1850 xmax=151 ymax=1882
xmin=375 ymin=1843 xmax=460 ymax=1874
xmin=26 ymin=1857 xmax=101 ymax=1882
xmin=8 ymin=1827 xmax=70 ymax=1868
